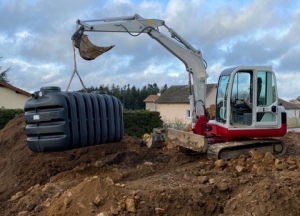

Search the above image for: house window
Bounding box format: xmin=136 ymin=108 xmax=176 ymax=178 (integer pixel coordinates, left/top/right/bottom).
xmin=186 ymin=110 xmax=191 ymax=118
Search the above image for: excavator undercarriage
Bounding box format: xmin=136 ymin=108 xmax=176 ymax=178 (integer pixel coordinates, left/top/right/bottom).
xmin=146 ymin=128 xmax=287 ymax=160
xmin=206 ymin=139 xmax=286 ymax=160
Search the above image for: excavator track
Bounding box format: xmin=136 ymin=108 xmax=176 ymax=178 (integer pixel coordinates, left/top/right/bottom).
xmin=207 ymin=139 xmax=287 ymax=160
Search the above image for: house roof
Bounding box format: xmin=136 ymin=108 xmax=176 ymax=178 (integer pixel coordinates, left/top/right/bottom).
xmin=143 ymin=95 xmax=160 ymax=103
xmin=278 ymin=98 xmax=300 ymax=110
xmin=0 ymin=81 xmax=31 ymax=97
xmin=155 ymin=84 xmax=217 ymax=104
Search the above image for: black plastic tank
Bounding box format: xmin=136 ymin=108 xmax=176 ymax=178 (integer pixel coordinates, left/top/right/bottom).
xmin=24 ymin=86 xmax=123 ymax=152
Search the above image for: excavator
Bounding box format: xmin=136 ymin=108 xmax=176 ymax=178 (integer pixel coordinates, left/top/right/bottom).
xmin=71 ymin=14 xmax=287 ymax=160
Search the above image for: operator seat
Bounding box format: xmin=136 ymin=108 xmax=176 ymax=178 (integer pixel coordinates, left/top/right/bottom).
xmin=245 ymin=77 xmax=263 ymax=108
xmin=257 ymin=77 xmax=262 ymax=105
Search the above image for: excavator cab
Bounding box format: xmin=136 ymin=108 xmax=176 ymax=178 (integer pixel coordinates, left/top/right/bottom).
xmin=212 ymin=66 xmax=286 ymax=139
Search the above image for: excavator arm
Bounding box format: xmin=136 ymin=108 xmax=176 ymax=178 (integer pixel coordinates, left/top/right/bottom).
xmin=71 ymin=14 xmax=209 ymax=126
xmin=71 ymin=14 xmax=213 ymax=153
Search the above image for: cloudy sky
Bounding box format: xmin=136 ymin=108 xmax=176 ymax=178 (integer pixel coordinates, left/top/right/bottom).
xmin=0 ymin=0 xmax=299 ymax=101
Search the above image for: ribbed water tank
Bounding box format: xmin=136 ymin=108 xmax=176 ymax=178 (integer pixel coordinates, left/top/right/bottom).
xmin=24 ymin=87 xmax=123 ymax=152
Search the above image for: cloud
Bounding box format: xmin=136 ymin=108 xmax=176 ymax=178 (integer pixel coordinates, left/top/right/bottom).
xmin=0 ymin=0 xmax=299 ymax=101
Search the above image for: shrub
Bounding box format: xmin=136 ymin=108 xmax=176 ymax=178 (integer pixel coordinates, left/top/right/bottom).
xmin=0 ymin=107 xmax=24 ymax=129
xmin=123 ymin=110 xmax=163 ymax=137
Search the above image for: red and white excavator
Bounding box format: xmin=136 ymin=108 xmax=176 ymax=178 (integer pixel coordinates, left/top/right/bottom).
xmin=71 ymin=14 xmax=287 ymax=160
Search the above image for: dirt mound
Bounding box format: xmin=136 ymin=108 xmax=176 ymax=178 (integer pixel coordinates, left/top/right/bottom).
xmin=1 ymin=115 xmax=300 ymax=216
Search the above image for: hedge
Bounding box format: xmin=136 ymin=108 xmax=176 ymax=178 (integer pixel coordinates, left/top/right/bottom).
xmin=0 ymin=107 xmax=24 ymax=129
xmin=123 ymin=110 xmax=163 ymax=137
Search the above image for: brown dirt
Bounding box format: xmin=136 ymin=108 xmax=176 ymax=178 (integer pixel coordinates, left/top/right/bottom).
xmin=1 ymin=114 xmax=300 ymax=216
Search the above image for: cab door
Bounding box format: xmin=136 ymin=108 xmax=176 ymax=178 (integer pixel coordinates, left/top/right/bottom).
xmin=254 ymin=71 xmax=278 ymax=128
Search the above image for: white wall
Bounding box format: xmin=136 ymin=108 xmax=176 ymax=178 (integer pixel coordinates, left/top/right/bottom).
xmin=156 ymin=88 xmax=217 ymax=125
xmin=0 ymin=87 xmax=29 ymax=109
xmin=206 ymin=88 xmax=217 ymax=108
xmin=157 ymin=103 xmax=191 ymax=125
xmin=286 ymin=109 xmax=300 ymax=118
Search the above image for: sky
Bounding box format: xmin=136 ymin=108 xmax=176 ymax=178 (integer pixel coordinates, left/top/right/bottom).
xmin=0 ymin=0 xmax=299 ymax=101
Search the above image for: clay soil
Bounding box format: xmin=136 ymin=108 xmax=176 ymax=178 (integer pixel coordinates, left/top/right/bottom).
xmin=1 ymin=114 xmax=300 ymax=216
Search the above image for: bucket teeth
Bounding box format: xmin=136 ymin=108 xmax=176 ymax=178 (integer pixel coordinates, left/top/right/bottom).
xmin=75 ymin=34 xmax=115 ymax=60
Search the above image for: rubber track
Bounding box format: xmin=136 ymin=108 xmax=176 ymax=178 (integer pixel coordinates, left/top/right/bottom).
xmin=207 ymin=139 xmax=287 ymax=160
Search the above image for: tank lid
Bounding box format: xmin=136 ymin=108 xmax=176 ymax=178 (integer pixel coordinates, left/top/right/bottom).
xmin=40 ymin=86 xmax=61 ymax=91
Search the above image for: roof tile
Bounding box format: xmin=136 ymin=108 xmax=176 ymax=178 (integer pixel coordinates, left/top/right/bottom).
xmin=143 ymin=95 xmax=160 ymax=102
xmin=0 ymin=81 xmax=31 ymax=97
xmin=155 ymin=84 xmax=217 ymax=104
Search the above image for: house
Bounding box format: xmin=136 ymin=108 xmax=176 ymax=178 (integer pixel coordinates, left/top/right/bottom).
xmin=0 ymin=81 xmax=31 ymax=109
xmin=279 ymin=98 xmax=300 ymax=118
xmin=151 ymin=84 xmax=217 ymax=125
xmin=143 ymin=93 xmax=161 ymax=111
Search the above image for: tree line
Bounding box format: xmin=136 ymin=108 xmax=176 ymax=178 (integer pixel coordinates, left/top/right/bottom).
xmin=78 ymin=83 xmax=168 ymax=110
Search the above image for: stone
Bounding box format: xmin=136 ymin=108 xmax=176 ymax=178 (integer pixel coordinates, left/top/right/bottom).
xmin=288 ymin=156 xmax=296 ymax=161
xmin=110 ymin=205 xmax=119 ymax=215
xmin=64 ymin=197 xmax=72 ymax=208
xmin=217 ymin=182 xmax=229 ymax=191
xmin=215 ymin=159 xmax=227 ymax=167
xmin=237 ymin=155 xmax=247 ymax=166
xmin=275 ymin=162 xmax=289 ymax=171
xmin=235 ymin=165 xmax=246 ymax=172
xmin=275 ymin=159 xmax=282 ymax=166
xmin=44 ymin=198 xmax=52 ymax=207
xmin=78 ymin=202 xmax=86 ymax=208
xmin=198 ymin=176 xmax=209 ymax=184
xmin=264 ymin=152 xmax=274 ymax=164
xmin=209 ymin=178 xmax=215 ymax=184
xmin=199 ymin=185 xmax=213 ymax=193
xmin=10 ymin=191 xmax=24 ymax=201
xmin=252 ymin=163 xmax=259 ymax=171
xmin=288 ymin=164 xmax=298 ymax=171
xmin=256 ymin=167 xmax=266 ymax=176
xmin=93 ymin=195 xmax=104 ymax=206
xmin=239 ymin=178 xmax=249 ymax=184
xmin=286 ymin=159 xmax=296 ymax=165
xmin=94 ymin=160 xmax=104 ymax=167
xmin=183 ymin=173 xmax=190 ymax=181
xmin=97 ymin=212 xmax=112 ymax=216
xmin=238 ymin=154 xmax=247 ymax=161
xmin=249 ymin=149 xmax=263 ymax=160
xmin=125 ymin=198 xmax=136 ymax=213
xmin=42 ymin=183 xmax=55 ymax=192
xmin=17 ymin=211 xmax=28 ymax=216
xmin=155 ymin=207 xmax=165 ymax=215
xmin=34 ymin=204 xmax=45 ymax=212
xmin=105 ymin=177 xmax=114 ymax=186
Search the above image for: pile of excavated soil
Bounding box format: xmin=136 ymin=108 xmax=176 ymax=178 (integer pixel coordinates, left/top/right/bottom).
xmin=1 ymin=114 xmax=300 ymax=216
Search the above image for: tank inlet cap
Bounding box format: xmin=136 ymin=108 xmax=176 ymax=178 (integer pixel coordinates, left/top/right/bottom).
xmin=40 ymin=86 xmax=61 ymax=91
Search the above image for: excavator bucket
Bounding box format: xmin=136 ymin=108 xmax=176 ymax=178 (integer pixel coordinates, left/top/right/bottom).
xmin=73 ymin=34 xmax=115 ymax=60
